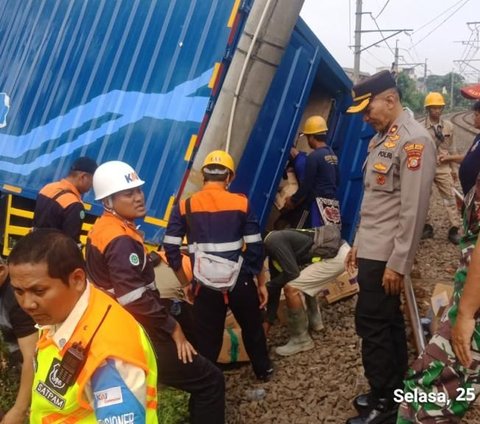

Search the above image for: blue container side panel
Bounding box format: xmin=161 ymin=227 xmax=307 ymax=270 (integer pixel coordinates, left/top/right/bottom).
xmin=334 ymin=116 xmax=374 ymax=243
xmin=0 ymin=0 xmax=241 ymax=243
xmin=232 ymin=18 xmax=372 ymax=243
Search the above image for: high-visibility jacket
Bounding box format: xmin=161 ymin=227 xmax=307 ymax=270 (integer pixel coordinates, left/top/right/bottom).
xmin=86 ymin=212 xmax=176 ymax=341
xmin=33 ymin=179 xmax=85 ymax=242
xmin=31 ymin=286 xmax=158 ymax=423
xmin=164 ymin=184 xmax=264 ymax=276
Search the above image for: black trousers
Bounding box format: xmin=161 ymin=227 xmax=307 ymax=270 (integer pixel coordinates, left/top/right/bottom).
xmin=193 ymin=274 xmax=272 ymax=378
xmin=150 ymin=337 xmax=225 ymax=424
xmin=355 ymin=258 xmax=408 ymax=400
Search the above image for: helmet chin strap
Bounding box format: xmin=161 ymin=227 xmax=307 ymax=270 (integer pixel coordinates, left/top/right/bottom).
xmin=102 ymin=197 xmax=140 ymax=230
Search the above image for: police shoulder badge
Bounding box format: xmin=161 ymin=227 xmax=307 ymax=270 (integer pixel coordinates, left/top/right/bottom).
xmin=388 ymin=124 xmax=398 ymax=135
xmin=404 ymin=143 xmax=424 ymax=171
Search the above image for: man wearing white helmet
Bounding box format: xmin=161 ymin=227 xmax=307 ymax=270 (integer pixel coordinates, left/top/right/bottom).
xmin=86 ymin=161 xmax=225 ymax=424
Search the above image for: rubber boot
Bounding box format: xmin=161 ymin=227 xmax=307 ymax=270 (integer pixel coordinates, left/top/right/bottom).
xmin=448 ymin=226 xmax=460 ymax=245
xmin=305 ymin=294 xmax=324 ymax=332
xmin=421 ymin=224 xmax=433 ymax=240
xmin=275 ymin=308 xmax=314 ymax=356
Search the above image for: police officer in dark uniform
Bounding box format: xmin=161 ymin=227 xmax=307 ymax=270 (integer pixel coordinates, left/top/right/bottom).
xmin=344 ymin=71 xmax=436 ymax=423
xmin=33 ymin=156 xmax=97 ymax=243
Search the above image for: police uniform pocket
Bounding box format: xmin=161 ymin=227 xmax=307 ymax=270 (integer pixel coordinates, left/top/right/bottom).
xmin=370 ymin=161 xmax=394 ymax=192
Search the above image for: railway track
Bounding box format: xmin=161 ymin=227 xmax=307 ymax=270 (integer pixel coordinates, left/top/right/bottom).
xmin=450 ymin=110 xmax=477 ymax=136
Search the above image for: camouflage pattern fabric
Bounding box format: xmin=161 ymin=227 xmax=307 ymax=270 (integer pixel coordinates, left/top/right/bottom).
xmin=397 ymin=179 xmax=480 ymax=423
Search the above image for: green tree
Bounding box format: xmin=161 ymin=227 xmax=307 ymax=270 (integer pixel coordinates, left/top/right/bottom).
xmin=396 ymin=71 xmax=424 ymax=115
xmin=425 ymin=72 xmax=470 ymax=111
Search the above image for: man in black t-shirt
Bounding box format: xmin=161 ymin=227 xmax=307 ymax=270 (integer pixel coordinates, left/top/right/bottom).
xmin=0 ymin=257 xmax=37 ymax=423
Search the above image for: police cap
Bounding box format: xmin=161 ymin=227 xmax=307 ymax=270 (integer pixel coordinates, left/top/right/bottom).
xmin=347 ymin=70 xmax=397 ymax=113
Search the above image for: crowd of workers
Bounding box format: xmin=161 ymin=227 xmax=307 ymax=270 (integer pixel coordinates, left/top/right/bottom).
xmin=0 ymin=69 xmax=480 ymax=424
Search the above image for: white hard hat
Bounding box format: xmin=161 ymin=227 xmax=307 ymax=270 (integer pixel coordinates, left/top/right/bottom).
xmin=93 ymin=161 xmax=145 ymax=200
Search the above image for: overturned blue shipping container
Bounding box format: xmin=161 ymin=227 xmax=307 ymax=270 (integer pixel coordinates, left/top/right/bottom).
xmin=0 ymin=0 xmax=369 ymax=249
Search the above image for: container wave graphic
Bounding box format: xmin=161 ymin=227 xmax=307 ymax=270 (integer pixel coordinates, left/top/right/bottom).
xmin=0 ymin=68 xmax=212 ymax=175
xmin=0 ymin=93 xmax=9 ymax=129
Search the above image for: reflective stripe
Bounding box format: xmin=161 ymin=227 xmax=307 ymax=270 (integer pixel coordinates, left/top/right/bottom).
xmin=147 ymin=400 xmax=158 ymax=409
xmin=116 ymin=282 xmax=156 ymax=306
xmin=163 ymin=235 xmax=183 ymax=245
xmin=243 ymin=233 xmax=262 ymax=243
xmin=146 ymin=385 xmax=157 ymax=397
xmin=188 ymin=239 xmax=243 ymax=253
xmin=272 ymin=260 xmax=283 ymax=273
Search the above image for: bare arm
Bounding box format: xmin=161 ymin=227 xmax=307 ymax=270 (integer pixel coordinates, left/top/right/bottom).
xmin=2 ymin=332 xmax=37 ymax=424
xmin=438 ymin=153 xmax=465 ymax=164
xmin=173 ymin=268 xmax=194 ymax=304
xmin=256 ymin=269 xmax=268 ymax=310
xmin=452 ymin=241 xmax=480 ymax=367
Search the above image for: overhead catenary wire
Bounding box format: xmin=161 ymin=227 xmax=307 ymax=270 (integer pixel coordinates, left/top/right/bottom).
xmin=412 ymin=0 xmax=471 ymax=47
xmin=368 ymin=13 xmax=395 ymax=57
xmin=375 ymin=0 xmax=391 ymax=19
xmin=365 ymin=49 xmax=390 ymax=67
xmin=413 ymin=0 xmax=468 ymax=35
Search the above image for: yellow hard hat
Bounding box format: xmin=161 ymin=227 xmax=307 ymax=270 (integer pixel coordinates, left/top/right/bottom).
xmin=302 ymin=115 xmax=328 ymax=135
xmin=202 ymin=150 xmax=235 ymax=174
xmin=424 ymin=92 xmax=445 ymax=107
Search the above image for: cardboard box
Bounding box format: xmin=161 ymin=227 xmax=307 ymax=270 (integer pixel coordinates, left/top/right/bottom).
xmin=428 ymin=281 xmax=454 ymax=334
xmin=431 ymin=282 xmax=454 ymax=317
xmin=319 ymin=271 xmax=359 ymax=304
xmin=218 ymin=311 xmax=250 ymax=363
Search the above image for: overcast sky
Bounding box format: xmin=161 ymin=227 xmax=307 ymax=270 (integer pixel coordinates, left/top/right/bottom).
xmin=300 ymin=0 xmax=480 ymax=82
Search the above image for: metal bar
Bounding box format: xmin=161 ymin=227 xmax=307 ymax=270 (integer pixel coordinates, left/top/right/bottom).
xmin=404 ymin=274 xmax=426 ymax=355
xmin=358 ymin=31 xmax=402 ymax=53
xmin=355 ymin=29 xmax=413 ymax=33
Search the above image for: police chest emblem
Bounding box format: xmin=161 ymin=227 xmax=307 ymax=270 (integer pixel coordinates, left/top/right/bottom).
xmin=376 ymin=174 xmax=386 ymax=185
xmin=373 ymin=163 xmax=388 ymax=172
xmin=383 ymin=141 xmax=396 ymax=149
xmin=35 ymin=358 xmax=67 ymax=409
xmin=404 ymin=143 xmax=425 ymax=171
xmin=129 ymin=253 xmax=140 ymax=266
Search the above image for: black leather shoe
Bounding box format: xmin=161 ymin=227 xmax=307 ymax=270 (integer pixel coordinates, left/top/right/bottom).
xmin=421 ymin=224 xmax=434 ymax=240
xmin=346 ymin=398 xmax=398 ymax=424
xmin=448 ymin=226 xmax=460 ymax=245
xmin=256 ymin=366 xmax=274 ymax=382
xmin=353 ymin=392 xmax=372 ymax=414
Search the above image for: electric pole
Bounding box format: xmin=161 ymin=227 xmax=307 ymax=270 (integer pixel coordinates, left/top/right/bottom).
xmin=353 ymin=0 xmax=362 ymax=83
xmin=393 ymin=39 xmax=399 ymax=76
xmin=450 ymin=71 xmax=455 ymax=109
xmin=424 ymin=59 xmax=428 ymax=93
xmin=352 ymin=0 xmax=411 ymax=82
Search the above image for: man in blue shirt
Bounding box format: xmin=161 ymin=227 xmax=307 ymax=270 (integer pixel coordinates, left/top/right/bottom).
xmin=285 ymin=115 xmax=341 ymax=228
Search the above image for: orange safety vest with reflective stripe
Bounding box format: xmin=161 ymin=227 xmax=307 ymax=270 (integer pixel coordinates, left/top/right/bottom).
xmin=30 ymin=286 xmax=158 ymax=423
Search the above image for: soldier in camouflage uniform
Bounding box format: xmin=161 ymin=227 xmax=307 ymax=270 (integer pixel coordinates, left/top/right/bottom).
xmin=397 ymin=175 xmax=480 ymax=423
